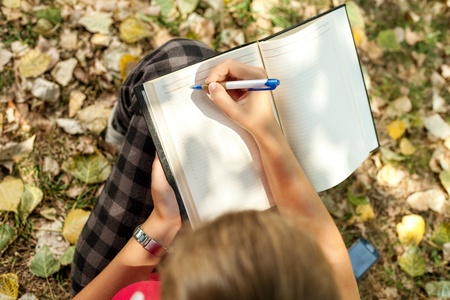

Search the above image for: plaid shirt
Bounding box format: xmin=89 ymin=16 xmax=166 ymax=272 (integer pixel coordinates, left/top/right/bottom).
xmin=71 ymin=39 xmax=216 ymax=296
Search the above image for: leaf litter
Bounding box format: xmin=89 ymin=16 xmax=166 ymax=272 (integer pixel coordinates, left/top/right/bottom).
xmin=0 ymin=0 xmax=449 ymax=298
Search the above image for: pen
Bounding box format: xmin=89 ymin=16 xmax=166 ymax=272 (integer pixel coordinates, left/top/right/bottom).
xmin=190 ymin=79 xmax=280 ymax=91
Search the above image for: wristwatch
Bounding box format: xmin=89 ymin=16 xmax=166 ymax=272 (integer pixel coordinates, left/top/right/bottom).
xmin=133 ymin=224 xmax=168 ymax=257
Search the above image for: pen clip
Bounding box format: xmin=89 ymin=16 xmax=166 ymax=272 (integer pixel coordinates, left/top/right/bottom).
xmin=248 ymin=79 xmax=280 ymax=91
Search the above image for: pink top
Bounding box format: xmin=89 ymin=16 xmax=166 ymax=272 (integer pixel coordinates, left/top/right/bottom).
xmin=112 ymin=274 xmax=161 ymax=300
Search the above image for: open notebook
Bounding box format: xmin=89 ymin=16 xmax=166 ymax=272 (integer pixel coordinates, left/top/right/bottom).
xmin=136 ymin=4 xmax=379 ymax=228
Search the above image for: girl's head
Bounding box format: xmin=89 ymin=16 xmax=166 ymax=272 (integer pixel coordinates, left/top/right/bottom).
xmin=160 ymin=210 xmax=340 ymax=300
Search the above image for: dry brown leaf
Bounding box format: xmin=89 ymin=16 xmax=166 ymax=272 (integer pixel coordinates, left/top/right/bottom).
xmin=31 ymin=78 xmax=61 ymax=103
xmin=406 ymin=189 xmax=447 ymax=213
xmin=424 ymin=114 xmax=450 ymax=140
xmin=68 ymin=90 xmax=86 ymax=118
xmin=51 ymin=58 xmax=78 ymax=86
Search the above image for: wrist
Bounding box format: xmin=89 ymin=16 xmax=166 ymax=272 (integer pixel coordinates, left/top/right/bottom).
xmin=141 ymin=213 xmax=181 ymax=249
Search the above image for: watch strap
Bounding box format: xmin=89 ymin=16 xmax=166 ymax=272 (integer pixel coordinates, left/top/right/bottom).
xmin=133 ymin=224 xmax=168 ymax=257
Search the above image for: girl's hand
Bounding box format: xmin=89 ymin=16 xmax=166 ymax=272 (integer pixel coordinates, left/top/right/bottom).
xmin=206 ymin=59 xmax=279 ymax=137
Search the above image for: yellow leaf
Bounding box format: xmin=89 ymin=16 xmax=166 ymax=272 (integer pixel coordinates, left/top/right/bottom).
xmin=0 ymin=176 xmax=24 ymax=213
xmin=352 ymin=28 xmax=366 ymax=47
xmin=18 ymin=49 xmax=50 ymax=78
xmin=62 ymin=209 xmax=90 ymax=245
xmin=399 ymin=137 xmax=416 ymax=155
xmin=0 ymin=273 xmax=19 ymax=299
xmin=396 ymin=214 xmax=425 ymax=246
xmin=356 ymin=203 xmax=375 ymax=222
xmin=120 ymin=54 xmax=140 ymax=81
xmin=119 ymin=18 xmax=152 ymax=44
xmin=387 ymin=119 xmax=406 ymax=140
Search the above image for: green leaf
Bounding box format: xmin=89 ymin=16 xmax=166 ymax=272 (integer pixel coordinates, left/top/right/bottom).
xmin=35 ymin=8 xmax=62 ymax=25
xmin=60 ymin=246 xmax=75 ymax=266
xmin=431 ymin=223 xmax=450 ymax=246
xmin=0 ymin=224 xmax=16 ymax=255
xmin=18 ymin=185 xmax=43 ymax=221
xmin=29 ymin=245 xmax=61 ymax=278
xmin=425 ymin=281 xmax=450 ymax=298
xmin=156 ymin=0 xmax=176 ymax=17
xmin=376 ymin=29 xmax=402 ymax=51
xmin=439 ymin=170 xmax=450 ymax=195
xmin=346 ymin=1 xmax=365 ymax=29
xmin=62 ymin=151 xmax=111 ymax=184
xmin=398 ymin=246 xmax=426 ymax=277
xmin=177 ymin=0 xmax=199 ymax=15
xmin=347 ymin=190 xmax=369 ymax=206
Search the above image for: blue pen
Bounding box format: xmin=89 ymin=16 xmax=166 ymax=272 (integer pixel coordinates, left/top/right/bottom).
xmin=190 ymin=79 xmax=280 ymax=91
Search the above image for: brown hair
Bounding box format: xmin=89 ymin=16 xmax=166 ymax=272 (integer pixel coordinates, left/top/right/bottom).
xmin=160 ymin=210 xmax=340 ymax=300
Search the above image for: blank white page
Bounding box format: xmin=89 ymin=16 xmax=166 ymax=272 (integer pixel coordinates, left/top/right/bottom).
xmin=259 ymin=7 xmax=377 ymax=191
xmin=143 ymin=44 xmax=272 ymax=228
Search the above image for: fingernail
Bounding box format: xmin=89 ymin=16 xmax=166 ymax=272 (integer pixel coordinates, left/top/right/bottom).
xmin=208 ymin=82 xmax=217 ymax=94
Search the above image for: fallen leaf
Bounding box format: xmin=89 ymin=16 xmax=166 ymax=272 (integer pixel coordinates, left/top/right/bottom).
xmin=0 ymin=176 xmax=24 ymax=213
xmin=380 ymin=147 xmax=407 ymax=162
xmin=441 ymin=64 xmax=450 ymax=79
xmin=50 ymin=58 xmax=78 ymax=86
xmin=35 ymin=220 xmax=69 ymax=257
xmin=396 ymin=214 xmax=425 ymax=246
xmin=432 ymin=89 xmax=447 ymax=113
xmin=424 ymin=114 xmax=450 ymax=140
xmin=0 ymin=48 xmax=13 ymax=72
xmin=398 ymin=246 xmax=426 ymax=277
xmin=31 ymin=78 xmax=61 ymax=103
xmin=18 ymin=49 xmax=50 ymax=78
xmin=387 ymin=119 xmax=406 ymax=140
xmin=68 ymin=90 xmax=86 ymax=118
xmin=177 ymin=0 xmax=199 ymax=15
xmin=59 ymin=29 xmax=78 ymax=50
xmin=35 ymin=7 xmax=62 ymax=25
xmin=428 ymin=146 xmax=450 ymax=173
xmin=2 ymin=0 xmax=21 ymax=8
xmin=33 ymin=18 xmax=58 ymax=37
xmin=91 ymin=33 xmax=110 ymax=47
xmin=356 ymin=203 xmax=375 ymax=222
xmin=19 ymin=293 xmax=38 ymax=300
xmin=29 ymin=245 xmax=61 ymax=278
xmin=405 ymin=27 xmax=423 ymax=46
xmin=440 ymin=170 xmax=450 ymax=195
xmin=62 ymin=209 xmax=90 ymax=245
xmin=62 ymin=151 xmax=112 ymax=184
xmin=443 ymin=243 xmax=450 ymax=261
xmin=377 ymin=29 xmax=402 ymax=51
xmin=42 ymin=156 xmax=60 ymax=177
xmin=0 ymin=135 xmax=35 ymax=162
xmin=0 ymin=273 xmax=19 ymax=299
xmin=346 ymin=1 xmax=365 ymax=29
xmin=389 ymin=96 xmax=412 ymax=116
xmin=60 ymin=246 xmax=75 ymax=266
xmin=399 ymin=138 xmax=416 ymax=156
xmin=406 ymin=189 xmax=447 ymax=213
xmin=18 ymin=185 xmax=43 ymax=221
xmin=77 ymin=103 xmax=111 ymax=135
xmin=79 ymin=12 xmax=113 ymax=34
xmin=377 ymin=164 xmax=407 ymax=186
xmin=425 ymin=281 xmax=450 ymax=298
xmin=56 ymin=118 xmax=84 ymax=135
xmin=0 ymin=224 xmax=15 ymax=255
xmin=120 ymin=54 xmax=140 ymax=80
xmin=119 ymin=17 xmax=152 ymax=44
xmin=39 ymin=207 xmax=57 ymax=221
xmin=431 ymin=223 xmax=450 ymax=246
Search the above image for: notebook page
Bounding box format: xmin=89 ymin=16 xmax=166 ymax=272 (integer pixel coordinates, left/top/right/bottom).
xmin=259 ymin=8 xmax=372 ymax=192
xmin=144 ymin=44 xmax=272 ymax=227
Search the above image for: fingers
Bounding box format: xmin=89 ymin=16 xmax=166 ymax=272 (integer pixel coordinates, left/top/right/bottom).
xmin=205 ymin=59 xmax=267 ymax=84
xmin=208 ymin=82 xmax=241 ymax=122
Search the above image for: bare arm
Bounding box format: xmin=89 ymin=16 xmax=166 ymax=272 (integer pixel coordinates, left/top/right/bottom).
xmin=74 ymin=156 xmax=181 ymax=300
xmin=206 ymin=59 xmax=360 ymax=299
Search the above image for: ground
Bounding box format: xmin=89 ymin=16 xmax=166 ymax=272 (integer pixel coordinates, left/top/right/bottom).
xmin=0 ymin=0 xmax=449 ymax=299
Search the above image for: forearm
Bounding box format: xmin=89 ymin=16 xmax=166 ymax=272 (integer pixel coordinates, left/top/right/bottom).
xmin=74 ymin=214 xmax=179 ymax=300
xmin=252 ymin=122 xmax=360 ymax=299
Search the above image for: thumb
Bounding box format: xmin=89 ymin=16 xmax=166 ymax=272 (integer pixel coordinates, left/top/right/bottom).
xmin=208 ymin=82 xmax=239 ymax=119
